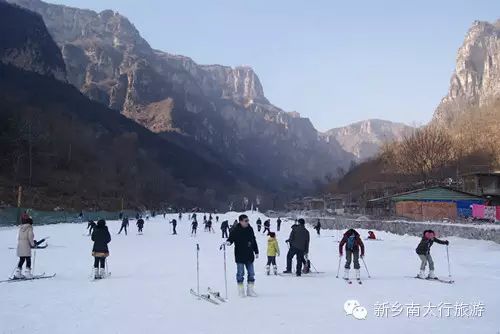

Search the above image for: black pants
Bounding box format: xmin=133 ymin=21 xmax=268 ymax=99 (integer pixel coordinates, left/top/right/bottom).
xmin=286 ymin=247 xmax=305 ymax=275
xmin=172 ymin=225 xmax=177 ymax=234
xmin=263 ymin=227 xmax=270 ymax=234
xmin=316 ymin=228 xmax=320 ymax=236
xmin=277 ymin=223 xmax=281 ymax=231
xmin=266 ymin=256 xmax=276 ymax=266
xmin=94 ymin=257 xmax=106 ymax=269
xmin=17 ymin=256 xmax=31 ymax=269
xmin=118 ymin=225 xmax=127 ymax=235
xmin=138 ymin=227 xmax=143 ymax=233
xmin=191 ymin=227 xmax=197 ymax=235
xmin=257 ymin=225 xmax=261 ymax=232
xmin=222 ymin=229 xmax=228 ymax=238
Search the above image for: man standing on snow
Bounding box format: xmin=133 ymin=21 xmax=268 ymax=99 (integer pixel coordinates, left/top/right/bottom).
xmin=284 ymin=218 xmax=310 ymax=276
xmin=220 ymin=220 xmax=230 ymax=238
xmin=226 ymin=214 xmax=259 ymax=297
xmin=339 ymin=229 xmax=365 ymax=281
xmin=256 ymin=218 xmax=262 ymax=232
xmin=276 ymin=217 xmax=282 ymax=231
xmin=118 ymin=217 xmax=129 ymax=235
xmin=170 ymin=219 xmax=177 ymax=235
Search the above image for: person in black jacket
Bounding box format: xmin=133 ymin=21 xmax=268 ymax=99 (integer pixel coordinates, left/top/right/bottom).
xmin=191 ymin=218 xmax=198 ymax=236
xmin=87 ymin=220 xmax=97 ymax=236
xmin=256 ymin=218 xmax=262 ymax=232
xmin=136 ymin=218 xmax=145 ymax=234
xmin=170 ymin=219 xmax=177 ymax=235
xmin=91 ymin=219 xmax=111 ymax=279
xmin=416 ymin=230 xmax=449 ymax=279
xmin=263 ymin=219 xmax=271 ymax=234
xmin=314 ymin=219 xmax=321 ymax=236
xmin=276 ymin=217 xmax=282 ymax=231
xmin=284 ymin=219 xmax=310 ymax=276
xmin=221 ymin=220 xmax=230 ymax=238
xmin=118 ymin=217 xmax=129 ymax=235
xmin=227 ymin=214 xmax=259 ymax=297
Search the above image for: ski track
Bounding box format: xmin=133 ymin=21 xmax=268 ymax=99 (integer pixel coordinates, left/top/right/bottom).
xmin=1 ymin=211 xmax=499 ymax=334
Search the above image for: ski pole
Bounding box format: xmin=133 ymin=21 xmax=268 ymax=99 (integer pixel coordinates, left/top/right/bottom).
xmin=32 ymin=249 xmax=37 ymax=275
xmin=446 ymin=245 xmax=452 ymax=279
xmin=220 ymin=243 xmax=228 ymax=300
xmin=335 ymin=255 xmax=341 ymax=278
xmin=196 ymin=243 xmax=200 ymax=296
xmin=310 ymin=260 xmax=319 ymax=273
xmin=361 ymin=256 xmax=371 ymax=278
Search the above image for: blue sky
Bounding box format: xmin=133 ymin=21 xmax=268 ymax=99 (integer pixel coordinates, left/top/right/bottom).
xmin=50 ymin=0 xmax=500 ymax=130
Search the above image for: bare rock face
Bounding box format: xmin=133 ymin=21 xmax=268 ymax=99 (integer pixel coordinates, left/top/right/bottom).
xmin=434 ymin=20 xmax=500 ymax=124
xmin=0 ymin=1 xmax=66 ymax=80
xmin=9 ymin=0 xmax=355 ymax=189
xmin=323 ymin=119 xmax=414 ymax=161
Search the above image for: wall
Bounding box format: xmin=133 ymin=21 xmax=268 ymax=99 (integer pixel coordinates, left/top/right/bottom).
xmin=305 ymin=217 xmax=500 ymax=244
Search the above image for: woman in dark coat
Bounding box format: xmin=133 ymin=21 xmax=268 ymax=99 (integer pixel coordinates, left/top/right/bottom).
xmin=91 ymin=219 xmax=111 ymax=279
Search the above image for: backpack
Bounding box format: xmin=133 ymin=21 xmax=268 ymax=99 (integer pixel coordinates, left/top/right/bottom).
xmin=346 ymin=235 xmax=356 ymax=251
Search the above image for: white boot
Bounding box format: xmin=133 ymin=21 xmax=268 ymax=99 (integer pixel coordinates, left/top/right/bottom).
xmin=343 ymin=268 xmax=350 ymax=279
xmin=273 ymin=265 xmax=278 ymax=276
xmin=355 ymin=269 xmax=361 ymax=280
xmin=237 ymin=283 xmax=246 ymax=297
xmin=13 ymin=268 xmax=23 ymax=279
xmin=427 ymin=270 xmax=437 ymax=279
xmin=99 ymin=268 xmax=106 ymax=278
xmin=246 ymin=282 xmax=257 ymax=297
xmin=417 ymin=270 xmax=426 ymax=279
xmin=24 ymin=268 xmax=33 ymax=279
xmin=93 ymin=268 xmax=100 ymax=279
xmin=265 ymin=265 xmax=270 ymax=276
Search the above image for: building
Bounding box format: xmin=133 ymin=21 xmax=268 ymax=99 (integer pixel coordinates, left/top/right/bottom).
xmin=461 ymin=172 xmax=500 ymax=204
xmin=368 ymin=186 xmax=485 ymax=221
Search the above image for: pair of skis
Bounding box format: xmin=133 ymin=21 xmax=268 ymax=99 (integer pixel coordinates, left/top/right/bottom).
xmin=412 ymin=276 xmax=454 ymax=284
xmin=190 ymin=288 xmax=226 ymax=305
xmin=344 ymin=278 xmax=363 ymax=285
xmin=1 ymin=273 xmax=56 ymax=283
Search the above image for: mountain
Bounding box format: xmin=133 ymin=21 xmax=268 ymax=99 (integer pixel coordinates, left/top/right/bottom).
xmin=322 ymin=119 xmax=414 ymax=161
xmin=0 ymin=1 xmax=263 ymax=210
xmin=434 ymin=19 xmax=500 ymax=124
xmin=8 ymin=0 xmax=354 ymax=189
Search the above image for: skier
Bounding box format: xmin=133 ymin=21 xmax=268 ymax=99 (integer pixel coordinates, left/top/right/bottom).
xmin=91 ymin=219 xmax=111 ymax=279
xmin=178 ymin=212 xmax=182 ymax=220
xmin=314 ymin=219 xmax=321 ymax=236
xmin=136 ymin=218 xmax=144 ymax=234
xmin=416 ymin=230 xmax=449 ymax=279
xmin=226 ymin=214 xmax=259 ymax=297
xmin=13 ymin=217 xmax=35 ymax=279
xmin=191 ymin=213 xmax=197 ymax=220
xmin=191 ymin=218 xmax=198 ymax=236
xmin=216 ymin=215 xmax=219 ymax=223
xmin=256 ymin=218 xmax=262 ymax=232
xmin=170 ymin=219 xmax=177 ymax=235
xmin=266 ymin=232 xmax=280 ymax=275
xmin=284 ymin=219 xmax=310 ymax=276
xmin=276 ymin=217 xmax=282 ymax=231
xmin=207 ymin=219 xmax=214 ymax=233
xmin=118 ymin=217 xmax=129 ymax=235
xmin=367 ymin=231 xmax=377 ymax=240
xmin=221 ymin=220 xmax=230 ymax=238
xmin=87 ymin=220 xmax=97 ymax=236
xmin=263 ymin=219 xmax=271 ymax=234
xmin=339 ymin=229 xmax=365 ymax=281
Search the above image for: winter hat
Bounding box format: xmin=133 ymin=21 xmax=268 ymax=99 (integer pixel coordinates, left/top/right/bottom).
xmin=298 ymin=218 xmax=305 ymax=225
xmin=268 ymin=232 xmax=276 ymax=238
xmin=97 ymin=219 xmax=106 ymax=227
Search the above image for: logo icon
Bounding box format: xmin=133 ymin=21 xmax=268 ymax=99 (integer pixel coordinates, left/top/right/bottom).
xmin=344 ymin=300 xmax=367 ymax=320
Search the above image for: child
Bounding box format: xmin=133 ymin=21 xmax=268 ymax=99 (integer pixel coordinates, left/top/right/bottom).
xmin=91 ymin=219 xmax=111 ymax=279
xmin=266 ymin=232 xmax=280 ymax=275
xmin=136 ymin=218 xmax=144 ymax=234
xmin=339 ymin=229 xmax=365 ymax=281
xmin=14 ymin=217 xmax=35 ymax=279
xmin=367 ymin=231 xmax=377 ymax=240
xmin=416 ymin=230 xmax=449 ymax=279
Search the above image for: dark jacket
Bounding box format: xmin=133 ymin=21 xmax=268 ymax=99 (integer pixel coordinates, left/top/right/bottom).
xmin=264 ymin=220 xmax=270 ymax=227
xmin=121 ymin=218 xmax=129 ymax=227
xmin=192 ymin=220 xmax=198 ymax=229
xmin=221 ymin=220 xmax=229 ymax=230
xmin=92 ymin=224 xmax=111 ymax=254
xmin=170 ymin=219 xmax=177 ymax=226
xmin=315 ymin=221 xmax=321 ymax=230
xmin=256 ymin=219 xmax=262 ymax=226
xmin=339 ymin=229 xmax=365 ymax=256
xmin=227 ymin=224 xmax=259 ymax=263
xmin=288 ymin=224 xmax=310 ymax=253
xmin=136 ymin=219 xmax=144 ymax=227
xmin=416 ymin=230 xmax=447 ymax=255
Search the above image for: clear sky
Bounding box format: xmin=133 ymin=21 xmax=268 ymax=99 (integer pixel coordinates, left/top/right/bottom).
xmin=49 ymin=0 xmax=500 ymax=131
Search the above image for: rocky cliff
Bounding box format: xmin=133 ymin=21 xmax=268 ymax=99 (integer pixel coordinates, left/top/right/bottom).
xmin=9 ymin=0 xmax=354 ymax=189
xmin=323 ymin=119 xmax=414 ymax=161
xmin=434 ymin=19 xmax=500 ymax=124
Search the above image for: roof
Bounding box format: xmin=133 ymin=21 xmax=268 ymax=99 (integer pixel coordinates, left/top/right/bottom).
xmin=461 ymin=171 xmax=500 ymax=177
xmin=369 ymin=186 xmax=483 ymax=203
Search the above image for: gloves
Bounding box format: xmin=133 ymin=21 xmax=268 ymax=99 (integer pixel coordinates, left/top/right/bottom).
xmin=255 ymin=253 xmax=259 ymax=259
xmin=445 ymin=240 xmax=449 ymax=245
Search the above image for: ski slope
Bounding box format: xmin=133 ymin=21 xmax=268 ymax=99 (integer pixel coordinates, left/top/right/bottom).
xmin=1 ymin=211 xmax=499 ymax=334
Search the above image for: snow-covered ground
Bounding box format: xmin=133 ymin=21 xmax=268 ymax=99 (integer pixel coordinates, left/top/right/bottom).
xmin=1 ymin=211 xmax=499 ymax=334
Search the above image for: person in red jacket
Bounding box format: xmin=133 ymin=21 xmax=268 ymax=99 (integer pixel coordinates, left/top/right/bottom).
xmin=339 ymin=229 xmax=365 ymax=280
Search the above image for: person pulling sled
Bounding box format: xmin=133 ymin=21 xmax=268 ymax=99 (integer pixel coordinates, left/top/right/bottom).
xmin=91 ymin=219 xmax=111 ymax=279
xmin=416 ymin=230 xmax=449 ymax=279
xmin=339 ymin=229 xmax=365 ymax=281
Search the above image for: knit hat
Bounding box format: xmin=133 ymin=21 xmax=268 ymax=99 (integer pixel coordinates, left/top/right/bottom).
xmin=298 ymin=218 xmax=305 ymax=225
xmin=268 ymin=232 xmax=276 ymax=238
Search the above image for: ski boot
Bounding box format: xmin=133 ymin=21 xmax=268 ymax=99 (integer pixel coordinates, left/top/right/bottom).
xmin=24 ymin=268 xmax=33 ymax=279
xmin=247 ymin=282 xmax=257 ymax=297
xmin=93 ymin=268 xmax=100 ymax=279
xmin=427 ymin=270 xmax=437 ymax=279
xmin=237 ymin=283 xmax=246 ymax=297
xmin=273 ymin=265 xmax=278 ymax=276
xmin=355 ymin=269 xmax=361 ymax=280
xmin=13 ymin=268 xmax=24 ymax=279
xmin=417 ymin=270 xmax=426 ymax=279
xmin=266 ymin=265 xmax=270 ymax=276
xmin=99 ymin=267 xmax=106 ymax=279
xmin=343 ymin=268 xmax=350 ymax=280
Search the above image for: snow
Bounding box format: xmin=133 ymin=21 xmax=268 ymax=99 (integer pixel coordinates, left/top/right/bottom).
xmin=1 ymin=211 xmax=499 ymax=334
